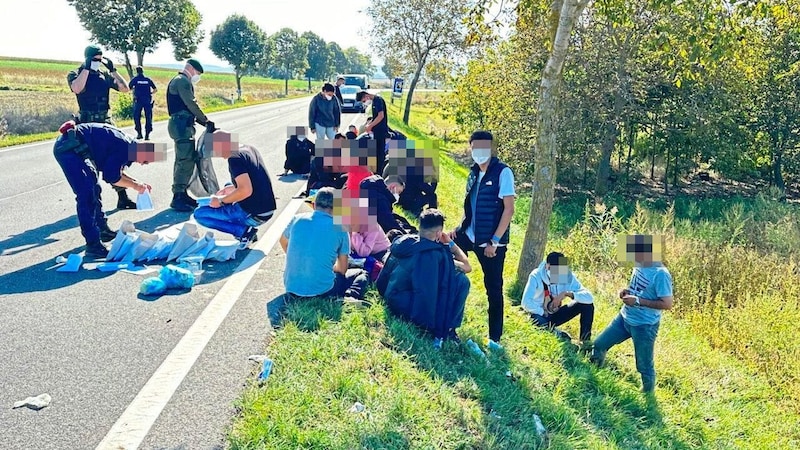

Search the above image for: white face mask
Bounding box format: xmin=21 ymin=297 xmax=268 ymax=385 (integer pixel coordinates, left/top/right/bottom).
xmin=191 ymin=74 xmax=201 ymax=84
xmin=297 ymin=135 xmax=306 ymax=141
xmin=392 ymin=192 xmax=400 ymax=202
xmin=324 ymin=94 xmax=333 ymax=100
xmin=471 ymin=148 xmax=491 ymax=165
xmin=90 ymin=61 xmax=101 ymax=71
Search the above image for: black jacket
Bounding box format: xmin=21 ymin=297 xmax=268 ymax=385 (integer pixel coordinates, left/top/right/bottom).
xmin=376 ymin=235 xmax=467 ymax=338
xmin=284 ymin=137 xmax=314 ymax=174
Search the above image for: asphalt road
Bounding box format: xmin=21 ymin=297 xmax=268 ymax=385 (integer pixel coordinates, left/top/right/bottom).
xmin=0 ymin=97 xmax=365 ymax=449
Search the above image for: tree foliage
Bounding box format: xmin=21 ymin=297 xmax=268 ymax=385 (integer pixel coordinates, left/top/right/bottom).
xmin=303 ymin=32 xmax=331 ymax=81
xmin=365 ymin=0 xmax=471 ymax=123
xmin=68 ymin=0 xmax=203 ymax=77
xmin=209 ymin=14 xmax=268 ymax=99
xmin=270 ymin=28 xmax=309 ymax=95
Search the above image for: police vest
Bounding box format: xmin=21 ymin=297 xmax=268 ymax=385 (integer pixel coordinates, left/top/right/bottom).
xmin=166 ymin=74 xmax=191 ymax=115
xmin=75 ymin=68 xmax=110 ymax=113
xmin=460 ymin=157 xmax=510 ymax=245
xmin=131 ymin=76 xmax=153 ymax=102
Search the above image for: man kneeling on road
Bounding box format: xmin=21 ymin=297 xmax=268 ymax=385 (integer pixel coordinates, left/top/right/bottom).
xmin=53 ymin=121 xmax=158 ymax=258
xmin=280 ymin=187 xmax=369 ymax=302
xmin=521 ymin=252 xmax=594 ymax=346
xmin=376 ymin=208 xmax=472 ymax=349
xmin=192 ymin=130 xmax=276 ymax=249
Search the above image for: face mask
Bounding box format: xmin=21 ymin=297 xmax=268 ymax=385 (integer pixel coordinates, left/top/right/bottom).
xmin=324 ymin=94 xmax=333 ymax=100
xmin=191 ymin=74 xmax=201 ymax=84
xmin=471 ymin=148 xmax=491 ymax=165
xmin=392 ymin=192 xmax=400 ymax=202
xmin=90 ymin=61 xmax=101 ymax=71
xmin=297 ymin=135 xmax=306 ymax=141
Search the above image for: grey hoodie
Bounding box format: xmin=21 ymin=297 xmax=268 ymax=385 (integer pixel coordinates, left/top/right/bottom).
xmin=308 ymin=93 xmax=341 ymax=128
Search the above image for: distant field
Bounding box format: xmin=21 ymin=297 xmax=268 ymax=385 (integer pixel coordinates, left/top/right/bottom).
xmin=0 ymin=57 xmax=316 ymax=146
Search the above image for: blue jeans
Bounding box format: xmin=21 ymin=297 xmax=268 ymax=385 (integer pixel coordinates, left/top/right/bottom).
xmin=53 ymin=141 xmax=107 ymax=243
xmin=591 ymin=313 xmax=660 ymax=392
xmin=193 ymin=203 xmax=269 ymax=238
xmin=314 ymin=123 xmax=336 ymax=139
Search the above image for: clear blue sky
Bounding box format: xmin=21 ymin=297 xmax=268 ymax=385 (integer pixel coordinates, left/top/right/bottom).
xmin=0 ymin=0 xmax=377 ymax=69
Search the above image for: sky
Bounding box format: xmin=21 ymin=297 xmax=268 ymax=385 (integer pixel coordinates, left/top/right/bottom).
xmin=0 ymin=0 xmax=375 ymax=69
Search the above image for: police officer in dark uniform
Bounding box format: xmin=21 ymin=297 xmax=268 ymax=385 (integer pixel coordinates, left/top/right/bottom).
xmin=53 ymin=121 xmax=154 ymax=259
xmin=166 ymin=58 xmax=214 ymax=212
xmin=129 ymin=66 xmax=157 ymax=140
xmin=67 ymin=45 xmax=137 ymax=210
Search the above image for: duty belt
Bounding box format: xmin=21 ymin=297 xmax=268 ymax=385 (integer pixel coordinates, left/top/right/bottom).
xmin=79 ymin=110 xmax=111 ymax=124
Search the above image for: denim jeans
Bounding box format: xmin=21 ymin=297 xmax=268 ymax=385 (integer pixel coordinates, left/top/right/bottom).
xmin=314 ymin=123 xmax=336 ymax=139
xmin=591 ymin=313 xmax=660 ymax=392
xmin=53 ymin=142 xmax=107 ymax=244
xmin=289 ymin=269 xmax=368 ymax=300
xmin=193 ymin=203 xmax=268 ymax=238
xmin=531 ymin=301 xmax=594 ymax=341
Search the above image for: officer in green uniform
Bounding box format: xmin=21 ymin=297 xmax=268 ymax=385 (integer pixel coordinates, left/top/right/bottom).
xmin=166 ymin=58 xmax=215 ymax=212
xmin=67 ymin=45 xmax=137 ymax=210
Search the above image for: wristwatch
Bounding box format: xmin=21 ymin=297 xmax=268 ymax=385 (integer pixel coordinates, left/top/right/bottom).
xmin=634 ymin=297 xmax=641 ymax=307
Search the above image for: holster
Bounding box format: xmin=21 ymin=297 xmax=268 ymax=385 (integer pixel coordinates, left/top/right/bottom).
xmin=55 ymin=129 xmax=92 ymax=162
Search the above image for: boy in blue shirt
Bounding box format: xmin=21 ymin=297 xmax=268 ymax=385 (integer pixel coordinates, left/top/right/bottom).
xmin=590 ymin=234 xmax=674 ymax=393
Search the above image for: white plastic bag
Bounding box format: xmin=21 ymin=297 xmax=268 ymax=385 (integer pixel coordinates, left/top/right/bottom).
xmin=136 ymin=190 xmax=154 ymax=211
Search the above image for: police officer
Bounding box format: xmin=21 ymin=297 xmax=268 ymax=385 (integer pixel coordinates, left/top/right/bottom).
xmin=53 ymin=121 xmax=154 ymax=259
xmin=68 ymin=45 xmax=137 ymax=210
xmin=166 ymin=58 xmax=214 ymax=212
xmin=129 ymin=66 xmax=157 ymax=140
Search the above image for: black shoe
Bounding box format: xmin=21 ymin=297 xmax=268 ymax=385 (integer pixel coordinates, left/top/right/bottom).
xmin=144 ymin=133 xmax=150 ymax=140
xmin=99 ymin=227 xmax=116 ymax=243
xmin=117 ymin=191 xmax=137 ymax=210
xmin=170 ymin=194 xmax=195 ymax=212
xmin=85 ymin=241 xmax=109 ymax=259
xmin=185 ymin=194 xmax=198 ymax=208
xmin=136 ymin=133 xmax=143 ymax=140
xmin=237 ymin=226 xmax=259 ymax=249
xmin=447 ymin=329 xmax=461 ymax=344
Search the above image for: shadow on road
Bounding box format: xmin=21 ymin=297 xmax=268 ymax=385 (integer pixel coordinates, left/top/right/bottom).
xmin=0 ymin=215 xmax=79 ymax=257
xmin=0 ymin=246 xmax=114 ymax=295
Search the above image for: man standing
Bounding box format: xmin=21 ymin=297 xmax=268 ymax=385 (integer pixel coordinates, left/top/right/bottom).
xmin=53 ymin=121 xmax=155 ymax=258
xmin=449 ymin=130 xmax=516 ymax=351
xmin=280 ymin=187 xmax=369 ymax=302
xmin=68 ymin=45 xmax=136 ymax=210
xmin=193 ymin=131 xmax=276 ymax=249
xmin=377 ymin=208 xmax=472 ymax=348
xmin=591 ymin=235 xmax=674 ymax=393
xmin=355 ymin=90 xmax=389 ymax=174
xmin=166 ymin=58 xmax=213 ymax=212
xmin=334 ymin=76 xmax=345 ymax=104
xmin=128 ymin=66 xmax=157 ymax=140
xmin=308 ymin=83 xmax=341 ymax=139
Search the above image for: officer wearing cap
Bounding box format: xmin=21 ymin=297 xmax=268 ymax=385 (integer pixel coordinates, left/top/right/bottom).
xmin=129 ymin=66 xmax=157 ymax=140
xmin=67 ymin=45 xmax=137 ymax=210
xmin=166 ymin=58 xmax=215 ymax=212
xmin=53 ymin=121 xmax=154 ymax=259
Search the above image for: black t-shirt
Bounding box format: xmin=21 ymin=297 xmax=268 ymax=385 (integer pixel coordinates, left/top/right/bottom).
xmin=129 ymin=74 xmax=156 ymax=103
xmin=371 ymin=95 xmax=388 ymax=132
xmin=228 ymin=145 xmax=277 ymax=215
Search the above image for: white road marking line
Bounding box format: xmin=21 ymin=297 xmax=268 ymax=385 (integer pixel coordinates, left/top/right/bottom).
xmin=0 ymin=180 xmax=66 ymax=202
xmin=95 ymin=192 xmax=305 ymax=450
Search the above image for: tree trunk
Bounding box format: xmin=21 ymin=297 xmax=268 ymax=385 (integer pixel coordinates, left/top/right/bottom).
xmin=284 ymin=76 xmax=289 ymax=97
xmin=403 ymin=55 xmax=427 ymax=124
xmin=595 ymin=46 xmax=627 ymax=197
xmin=123 ymin=53 xmax=134 ymax=79
xmin=625 ymin=122 xmax=635 ymax=181
xmin=236 ymin=71 xmax=243 ymax=101
xmin=517 ymin=0 xmax=591 ymax=284
xmin=664 ymin=142 xmax=670 ymax=195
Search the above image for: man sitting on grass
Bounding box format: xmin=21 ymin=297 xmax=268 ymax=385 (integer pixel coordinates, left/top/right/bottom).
xmin=377 ymin=208 xmax=471 ymax=349
xmin=280 ymin=187 xmax=369 ymax=302
xmin=520 ymin=252 xmax=594 ymax=346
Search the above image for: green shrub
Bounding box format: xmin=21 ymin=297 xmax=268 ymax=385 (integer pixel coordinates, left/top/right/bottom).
xmin=112 ymin=92 xmax=133 ymax=121
xmin=0 ymin=106 xmax=74 ymax=135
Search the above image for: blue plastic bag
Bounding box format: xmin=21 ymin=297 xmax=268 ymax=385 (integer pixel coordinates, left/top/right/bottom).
xmin=159 ymin=264 xmax=195 ymax=289
xmin=140 ymin=277 xmax=167 ymax=295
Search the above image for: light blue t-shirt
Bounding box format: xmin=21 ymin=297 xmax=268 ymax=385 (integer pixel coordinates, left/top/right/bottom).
xmin=283 ymin=210 xmax=350 ymax=296
xmin=620 ymin=264 xmax=673 ymax=326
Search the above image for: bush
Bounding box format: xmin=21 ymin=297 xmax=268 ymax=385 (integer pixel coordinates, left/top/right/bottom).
xmin=113 ymin=92 xmax=133 ymax=120
xmin=0 ymin=105 xmax=74 ymax=135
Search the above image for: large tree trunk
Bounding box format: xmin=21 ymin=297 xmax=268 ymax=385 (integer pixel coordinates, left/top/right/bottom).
xmin=236 ymin=71 xmax=243 ymax=101
xmin=595 ymin=46 xmax=627 ymax=197
xmin=403 ymin=55 xmax=427 ymax=124
xmin=517 ymin=0 xmax=591 ymax=283
xmin=123 ymin=53 xmax=134 ymax=79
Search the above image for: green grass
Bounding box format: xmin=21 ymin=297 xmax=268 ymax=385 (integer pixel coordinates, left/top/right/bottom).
xmin=228 ymin=95 xmax=800 ymax=449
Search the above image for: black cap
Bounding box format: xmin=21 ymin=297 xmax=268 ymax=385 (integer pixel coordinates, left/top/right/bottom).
xmin=187 ymin=58 xmax=204 ymax=73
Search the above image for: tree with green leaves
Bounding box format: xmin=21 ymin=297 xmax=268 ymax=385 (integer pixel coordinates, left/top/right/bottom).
xmin=303 ymin=32 xmax=331 ymax=81
xmin=270 ymin=28 xmax=309 ymax=96
xmin=343 ymin=47 xmax=373 ymax=75
xmin=209 ymin=15 xmax=268 ymax=100
xmin=328 ymin=42 xmax=349 ymax=75
xmin=366 ymin=0 xmax=470 ymax=124
xmin=68 ymin=0 xmax=203 ymax=77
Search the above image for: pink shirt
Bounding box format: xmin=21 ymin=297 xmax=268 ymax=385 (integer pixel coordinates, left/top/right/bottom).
xmin=350 ymin=224 xmax=390 ymax=257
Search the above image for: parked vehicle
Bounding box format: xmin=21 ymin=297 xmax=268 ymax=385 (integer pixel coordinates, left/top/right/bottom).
xmin=340 ymin=85 xmax=365 ymax=113
xmin=339 ymin=74 xmax=369 ymax=90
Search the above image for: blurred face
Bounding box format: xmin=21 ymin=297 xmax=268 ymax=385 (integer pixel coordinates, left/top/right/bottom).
xmin=203 ymin=131 xmax=239 ymax=158
xmin=545 ymin=264 xmax=570 ymax=284
xmin=128 ymin=142 xmax=167 ymax=165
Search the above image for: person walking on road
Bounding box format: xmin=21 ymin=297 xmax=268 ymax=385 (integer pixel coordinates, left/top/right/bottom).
xmin=308 ymin=83 xmax=341 ymax=140
xmin=53 ymin=121 xmax=156 ymax=258
xmin=166 ymin=58 xmax=214 ymax=212
xmin=129 ymin=66 xmax=157 ymax=140
xmin=67 ymin=44 xmax=137 ymax=210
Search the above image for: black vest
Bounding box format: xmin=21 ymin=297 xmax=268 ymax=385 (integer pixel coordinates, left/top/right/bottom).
xmin=460 ymin=157 xmax=510 ymax=245
xmin=75 ymin=68 xmax=110 ymax=113
xmin=166 ymin=73 xmax=191 ymax=115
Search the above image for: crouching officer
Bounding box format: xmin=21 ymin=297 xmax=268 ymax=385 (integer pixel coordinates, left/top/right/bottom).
xmin=53 ymin=121 xmax=156 ymax=259
xmin=167 ymin=58 xmax=214 ymax=212
xmin=68 ymin=44 xmax=138 ymax=210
